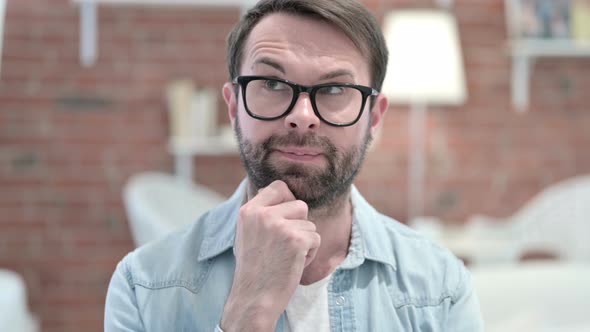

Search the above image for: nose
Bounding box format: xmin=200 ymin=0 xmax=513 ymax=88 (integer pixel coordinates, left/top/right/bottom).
xmin=284 ymin=93 xmax=320 ymax=132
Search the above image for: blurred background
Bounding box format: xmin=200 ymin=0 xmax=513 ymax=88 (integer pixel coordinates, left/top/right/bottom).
xmin=0 ymin=0 xmax=589 ymax=331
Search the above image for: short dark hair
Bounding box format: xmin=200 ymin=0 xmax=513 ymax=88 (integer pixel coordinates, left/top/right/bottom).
xmin=226 ymin=0 xmax=389 ymax=92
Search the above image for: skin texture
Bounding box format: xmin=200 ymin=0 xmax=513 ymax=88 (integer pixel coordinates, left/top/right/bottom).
xmin=220 ymin=13 xmax=389 ymax=332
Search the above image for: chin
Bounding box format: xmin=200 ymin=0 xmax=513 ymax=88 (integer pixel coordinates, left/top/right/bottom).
xmin=279 ymin=177 xmax=322 ymax=204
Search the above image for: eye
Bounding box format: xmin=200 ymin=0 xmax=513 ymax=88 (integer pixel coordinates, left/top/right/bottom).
xmin=263 ymin=79 xmax=289 ymax=91
xmin=318 ymin=86 xmax=345 ymax=95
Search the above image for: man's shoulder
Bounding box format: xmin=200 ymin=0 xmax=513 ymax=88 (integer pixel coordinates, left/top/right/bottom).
xmin=349 ymin=183 xmax=466 ymax=299
xmin=372 ymin=212 xmax=469 ymax=302
xmin=380 ymin=212 xmax=459 ymax=265
xmin=116 ymin=181 xmax=246 ymax=288
xmin=107 ymin=209 xmax=238 ymax=331
xmin=116 ymin=212 xmax=215 ymax=291
xmin=352 ymin=188 xmax=461 ymax=277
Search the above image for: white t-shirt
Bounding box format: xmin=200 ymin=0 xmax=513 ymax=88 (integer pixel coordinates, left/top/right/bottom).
xmin=284 ymin=274 xmax=332 ymax=332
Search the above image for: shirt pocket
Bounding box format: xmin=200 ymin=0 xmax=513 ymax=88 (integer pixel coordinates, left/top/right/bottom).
xmin=391 ymin=294 xmax=454 ymax=332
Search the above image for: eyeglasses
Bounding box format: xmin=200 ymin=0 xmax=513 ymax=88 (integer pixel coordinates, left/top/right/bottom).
xmin=233 ymin=76 xmax=379 ymax=127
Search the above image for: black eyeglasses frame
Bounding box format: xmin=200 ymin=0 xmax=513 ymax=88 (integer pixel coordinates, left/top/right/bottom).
xmin=232 ymin=75 xmax=379 ymax=127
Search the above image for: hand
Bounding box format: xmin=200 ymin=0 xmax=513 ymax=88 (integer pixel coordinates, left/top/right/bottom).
xmin=220 ymin=180 xmax=321 ymax=332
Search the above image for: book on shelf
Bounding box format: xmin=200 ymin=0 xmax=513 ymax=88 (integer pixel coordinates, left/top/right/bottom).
xmin=572 ymin=0 xmax=590 ymax=45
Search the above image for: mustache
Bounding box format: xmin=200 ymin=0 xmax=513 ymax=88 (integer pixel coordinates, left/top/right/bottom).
xmin=262 ymin=132 xmax=337 ymax=155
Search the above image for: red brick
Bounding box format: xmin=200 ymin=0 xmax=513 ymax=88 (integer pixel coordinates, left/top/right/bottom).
xmin=2 ymin=1 xmax=590 ymax=331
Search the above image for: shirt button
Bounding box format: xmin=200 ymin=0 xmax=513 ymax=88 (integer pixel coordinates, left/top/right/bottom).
xmin=336 ymin=296 xmax=346 ymax=306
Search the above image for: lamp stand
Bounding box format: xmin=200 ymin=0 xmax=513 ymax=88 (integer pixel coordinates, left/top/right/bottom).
xmin=408 ymin=103 xmax=427 ymax=222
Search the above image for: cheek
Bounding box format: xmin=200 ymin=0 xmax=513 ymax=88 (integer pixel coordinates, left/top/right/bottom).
xmin=324 ymin=130 xmax=360 ymax=154
xmin=341 ymin=122 xmax=370 ymax=146
xmin=237 ymin=112 xmax=277 ymax=143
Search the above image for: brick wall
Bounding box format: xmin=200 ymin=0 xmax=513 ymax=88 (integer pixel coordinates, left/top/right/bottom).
xmin=0 ymin=0 xmax=589 ymax=331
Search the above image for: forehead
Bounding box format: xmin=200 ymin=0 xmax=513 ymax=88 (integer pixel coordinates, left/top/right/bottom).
xmin=242 ymin=13 xmax=370 ymax=84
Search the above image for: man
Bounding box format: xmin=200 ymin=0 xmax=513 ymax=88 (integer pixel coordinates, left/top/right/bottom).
xmin=105 ymin=0 xmax=483 ymax=331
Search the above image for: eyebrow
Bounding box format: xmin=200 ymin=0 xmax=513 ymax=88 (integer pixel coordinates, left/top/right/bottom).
xmin=252 ymin=57 xmax=356 ymax=82
xmin=252 ymin=57 xmax=285 ymax=74
xmin=318 ymin=69 xmax=355 ymax=81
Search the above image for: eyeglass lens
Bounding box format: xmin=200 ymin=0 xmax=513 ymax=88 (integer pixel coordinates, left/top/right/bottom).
xmin=244 ymin=78 xmax=364 ymax=125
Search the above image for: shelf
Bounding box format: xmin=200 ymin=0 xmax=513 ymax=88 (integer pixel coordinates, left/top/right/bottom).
xmin=504 ymin=0 xmax=590 ymax=112
xmin=511 ymin=38 xmax=590 ymax=57
xmin=72 ymin=0 xmax=257 ymax=7
xmin=72 ymin=0 xmax=256 ymax=66
xmin=169 ymin=136 xmax=239 ymax=182
xmin=509 ymin=39 xmax=590 ymax=113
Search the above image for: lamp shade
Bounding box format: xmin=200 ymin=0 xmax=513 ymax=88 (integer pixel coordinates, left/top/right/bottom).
xmin=382 ymin=10 xmax=467 ymax=105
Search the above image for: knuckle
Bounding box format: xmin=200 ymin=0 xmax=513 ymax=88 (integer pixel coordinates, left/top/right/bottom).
xmin=314 ymin=233 xmax=322 ymax=245
xmin=272 ymin=180 xmax=288 ymax=190
xmin=308 ymin=221 xmax=317 ymax=232
xmin=239 ymin=205 xmax=275 ymax=227
xmin=255 ymin=207 xmax=274 ymax=222
xmin=295 ymin=200 xmax=308 ymax=213
xmin=271 ymin=180 xmax=290 ymax=194
xmin=238 ymin=205 xmax=253 ymax=220
xmin=291 ymin=236 xmax=305 ymax=248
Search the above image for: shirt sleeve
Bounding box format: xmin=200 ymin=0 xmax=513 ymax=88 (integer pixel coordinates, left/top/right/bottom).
xmin=447 ymin=262 xmax=485 ymax=332
xmin=104 ymin=259 xmax=146 ymax=332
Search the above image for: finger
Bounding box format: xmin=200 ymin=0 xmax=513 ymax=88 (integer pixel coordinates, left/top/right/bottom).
xmin=304 ymin=233 xmax=321 ymax=267
xmin=250 ymin=180 xmax=296 ymax=207
xmin=305 ymin=247 xmax=318 ymax=268
xmin=281 ymin=218 xmax=316 ymax=232
xmin=265 ymin=200 xmax=308 ymax=221
xmin=292 ymin=228 xmax=320 ymax=251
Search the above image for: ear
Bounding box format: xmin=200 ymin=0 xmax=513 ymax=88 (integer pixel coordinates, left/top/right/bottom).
xmin=369 ymin=93 xmax=388 ymax=137
xmin=222 ymin=82 xmax=238 ymax=127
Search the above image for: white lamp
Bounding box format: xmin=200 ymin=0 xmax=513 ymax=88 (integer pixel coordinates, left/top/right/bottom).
xmin=381 ymin=7 xmax=467 ymax=222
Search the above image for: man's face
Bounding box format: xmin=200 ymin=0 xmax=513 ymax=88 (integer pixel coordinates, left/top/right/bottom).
xmin=234 ymin=114 xmax=372 ymax=209
xmin=223 ymin=13 xmax=387 ymax=209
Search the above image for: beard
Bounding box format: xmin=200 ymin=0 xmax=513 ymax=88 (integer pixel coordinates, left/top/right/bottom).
xmin=234 ymin=115 xmax=372 ymax=210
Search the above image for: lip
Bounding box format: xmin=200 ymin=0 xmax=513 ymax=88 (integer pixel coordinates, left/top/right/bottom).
xmin=276 ymin=147 xmax=323 ymax=156
xmin=273 ymin=147 xmax=324 ymax=162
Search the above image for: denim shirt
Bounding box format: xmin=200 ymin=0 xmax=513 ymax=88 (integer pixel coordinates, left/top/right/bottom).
xmin=105 ymin=180 xmax=483 ymax=331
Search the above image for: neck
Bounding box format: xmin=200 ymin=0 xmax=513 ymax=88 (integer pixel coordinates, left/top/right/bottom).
xmin=301 ymin=189 xmax=353 ymax=285
xmin=309 ymin=190 xmax=348 ymax=219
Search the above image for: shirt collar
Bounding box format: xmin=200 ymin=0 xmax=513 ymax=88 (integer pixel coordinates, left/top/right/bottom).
xmin=197 ymin=179 xmax=247 ymax=261
xmin=339 ymin=185 xmax=398 ymax=270
xmin=197 ymin=179 xmax=398 ymax=270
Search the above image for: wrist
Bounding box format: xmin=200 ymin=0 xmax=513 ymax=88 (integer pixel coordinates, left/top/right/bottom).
xmin=221 ymin=296 xmax=278 ymax=332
